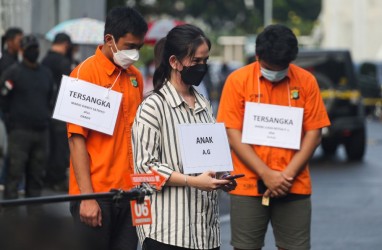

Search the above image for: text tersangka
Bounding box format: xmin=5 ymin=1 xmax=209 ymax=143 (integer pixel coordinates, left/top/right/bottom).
xmin=69 ymin=91 xmax=111 ymax=108
xmin=253 ymin=115 xmax=293 ymax=125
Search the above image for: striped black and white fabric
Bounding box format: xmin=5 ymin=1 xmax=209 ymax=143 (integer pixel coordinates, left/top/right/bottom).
xmin=132 ymin=81 xmax=221 ymax=249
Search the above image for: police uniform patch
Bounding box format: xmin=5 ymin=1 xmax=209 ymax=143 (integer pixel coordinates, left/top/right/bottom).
xmin=130 ymin=77 xmax=138 ymax=87
xmin=291 ymin=89 xmax=299 ymax=100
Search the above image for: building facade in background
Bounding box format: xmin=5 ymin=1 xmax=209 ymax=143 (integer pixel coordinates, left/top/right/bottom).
xmin=316 ymin=0 xmax=382 ymax=62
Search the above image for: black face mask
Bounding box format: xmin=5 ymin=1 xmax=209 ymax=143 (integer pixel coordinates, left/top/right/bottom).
xmin=180 ymin=64 xmax=208 ymax=86
xmin=23 ymin=47 xmax=39 ymax=63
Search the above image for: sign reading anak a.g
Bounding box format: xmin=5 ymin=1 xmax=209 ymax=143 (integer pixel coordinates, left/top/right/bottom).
xmin=242 ymin=102 xmax=304 ymax=150
xmin=177 ymin=123 xmax=233 ymax=174
xmin=53 ymin=75 xmax=122 ymax=135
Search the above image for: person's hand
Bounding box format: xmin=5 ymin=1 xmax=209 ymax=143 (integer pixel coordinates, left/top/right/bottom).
xmin=219 ymin=179 xmax=237 ymax=192
xmin=189 ymin=171 xmax=230 ymax=191
xmin=79 ymin=199 xmax=102 ymax=227
xmin=262 ymin=170 xmax=293 ymax=197
xmin=218 ymin=174 xmax=238 ymax=192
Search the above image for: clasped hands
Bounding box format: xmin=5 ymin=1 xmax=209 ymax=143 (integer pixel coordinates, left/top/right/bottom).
xmin=262 ymin=170 xmax=294 ymax=198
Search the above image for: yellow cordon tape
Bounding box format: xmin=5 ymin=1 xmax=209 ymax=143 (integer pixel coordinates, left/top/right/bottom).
xmin=363 ymin=99 xmax=382 ymax=106
xmin=320 ymin=90 xmax=382 ymax=106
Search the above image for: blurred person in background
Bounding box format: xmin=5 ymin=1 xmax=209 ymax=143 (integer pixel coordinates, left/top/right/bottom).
xmin=153 ymin=37 xmax=165 ymax=68
xmin=0 ymin=27 xmax=23 ymax=190
xmin=217 ymin=24 xmax=330 ymax=250
xmin=194 ymin=78 xmax=210 ymax=100
xmin=0 ymin=35 xmax=53 ymax=214
xmin=0 ymin=115 xmax=6 ymax=176
xmin=66 ymin=43 xmax=81 ymax=70
xmin=142 ymin=38 xmax=166 ymax=98
xmin=41 ymin=33 xmax=72 ymax=191
xmin=42 ymin=32 xmax=72 ymax=192
xmin=0 ymin=27 xmax=23 ymax=77
xmin=143 ymin=58 xmax=155 ymax=97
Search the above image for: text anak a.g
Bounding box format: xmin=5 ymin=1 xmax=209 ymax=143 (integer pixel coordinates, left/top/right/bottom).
xmin=253 ymin=115 xmax=293 ymax=125
xmin=69 ymin=91 xmax=111 ymax=108
xmin=196 ymin=137 xmax=213 ymax=144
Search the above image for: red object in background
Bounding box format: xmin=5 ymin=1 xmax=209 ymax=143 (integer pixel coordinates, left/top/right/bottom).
xmin=145 ymin=19 xmax=185 ymax=45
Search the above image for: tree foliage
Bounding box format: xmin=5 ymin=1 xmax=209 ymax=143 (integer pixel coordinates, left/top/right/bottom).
xmin=106 ymin=0 xmax=321 ymax=65
xmin=107 ymin=0 xmax=321 ymax=36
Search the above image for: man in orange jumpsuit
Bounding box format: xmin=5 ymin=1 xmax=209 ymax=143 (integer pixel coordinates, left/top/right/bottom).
xmin=217 ymin=24 xmax=330 ymax=250
xmin=67 ymin=7 xmax=147 ymax=250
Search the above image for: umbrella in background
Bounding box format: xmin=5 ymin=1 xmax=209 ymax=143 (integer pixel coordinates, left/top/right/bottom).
xmin=145 ymin=19 xmax=185 ymax=45
xmin=45 ymin=17 xmax=105 ymax=45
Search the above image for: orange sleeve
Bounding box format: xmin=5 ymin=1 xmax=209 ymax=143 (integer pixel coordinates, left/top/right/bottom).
xmin=303 ymin=74 xmax=331 ymax=131
xmin=66 ymin=64 xmax=91 ymax=138
xmin=217 ymin=71 xmax=246 ymax=130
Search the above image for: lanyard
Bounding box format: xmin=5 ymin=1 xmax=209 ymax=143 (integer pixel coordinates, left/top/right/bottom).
xmin=76 ymin=55 xmax=122 ymax=99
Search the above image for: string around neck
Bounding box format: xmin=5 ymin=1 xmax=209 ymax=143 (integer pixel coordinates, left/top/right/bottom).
xmin=106 ymin=70 xmax=122 ymax=99
xmin=76 ymin=55 xmax=95 ymax=81
xmin=257 ymin=75 xmax=291 ymax=107
xmin=75 ymin=55 xmax=122 ymax=99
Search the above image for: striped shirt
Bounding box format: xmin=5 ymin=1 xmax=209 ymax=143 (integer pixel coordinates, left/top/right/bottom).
xmin=132 ymin=81 xmax=220 ymax=249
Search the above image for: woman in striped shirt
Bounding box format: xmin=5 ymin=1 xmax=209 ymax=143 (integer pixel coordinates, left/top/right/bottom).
xmin=132 ymin=24 xmax=237 ymax=250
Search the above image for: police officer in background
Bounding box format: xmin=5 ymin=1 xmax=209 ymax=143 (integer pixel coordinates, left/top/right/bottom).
xmin=0 ymin=28 xmax=24 ymax=189
xmin=42 ymin=32 xmax=72 ymax=191
xmin=0 ymin=27 xmax=23 ymax=76
xmin=0 ymin=35 xmax=53 ymax=210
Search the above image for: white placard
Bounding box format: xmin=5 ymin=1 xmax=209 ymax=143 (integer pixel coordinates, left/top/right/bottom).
xmin=242 ymin=102 xmax=304 ymax=150
xmin=177 ymin=123 xmax=233 ymax=174
xmin=53 ymin=75 xmax=122 ymax=135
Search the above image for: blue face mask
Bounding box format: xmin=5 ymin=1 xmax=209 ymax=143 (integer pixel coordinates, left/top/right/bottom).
xmin=260 ymin=67 xmax=289 ymax=82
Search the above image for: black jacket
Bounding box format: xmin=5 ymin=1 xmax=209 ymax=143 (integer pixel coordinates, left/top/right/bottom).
xmin=41 ymin=50 xmax=71 ymax=98
xmin=0 ymin=62 xmax=53 ymax=130
xmin=0 ymin=50 xmax=18 ymax=77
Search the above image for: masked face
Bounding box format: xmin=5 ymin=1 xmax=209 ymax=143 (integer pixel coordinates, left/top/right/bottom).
xmin=180 ymin=64 xmax=208 ymax=86
xmin=260 ymin=67 xmax=289 ymax=82
xmin=110 ymin=36 xmax=139 ymax=69
xmin=23 ymin=46 xmax=39 ymax=63
xmin=180 ymin=63 xmax=208 ymax=86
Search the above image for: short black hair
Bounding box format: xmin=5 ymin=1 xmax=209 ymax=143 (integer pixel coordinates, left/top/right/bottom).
xmin=255 ymin=24 xmax=298 ymax=68
xmin=4 ymin=27 xmax=23 ymax=41
xmin=104 ymin=7 xmax=148 ymax=42
xmin=20 ymin=35 xmax=39 ymax=49
xmin=53 ymin=32 xmax=72 ymax=44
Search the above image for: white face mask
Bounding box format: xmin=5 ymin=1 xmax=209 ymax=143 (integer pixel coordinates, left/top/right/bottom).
xmin=261 ymin=67 xmax=289 ymax=82
xmin=110 ymin=36 xmax=139 ymax=69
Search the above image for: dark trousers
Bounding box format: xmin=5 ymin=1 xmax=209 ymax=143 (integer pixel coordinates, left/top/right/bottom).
xmin=45 ymin=120 xmax=69 ymax=184
xmin=3 ymin=128 xmax=49 ymax=199
xmin=70 ymin=198 xmax=138 ymax=250
xmin=143 ymin=238 xmax=220 ymax=250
